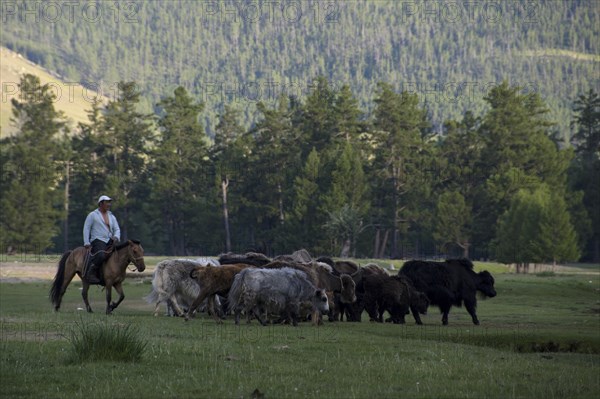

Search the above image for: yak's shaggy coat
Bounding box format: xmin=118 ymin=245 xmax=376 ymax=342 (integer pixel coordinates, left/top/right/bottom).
xmin=145 ymin=258 xmax=218 ymax=316
xmin=399 ymin=258 xmax=496 ymax=325
xmin=228 ymin=267 xmax=329 ymax=326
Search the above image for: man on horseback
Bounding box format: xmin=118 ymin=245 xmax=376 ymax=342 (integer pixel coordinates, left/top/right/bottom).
xmin=83 ymin=195 xmax=121 ymax=284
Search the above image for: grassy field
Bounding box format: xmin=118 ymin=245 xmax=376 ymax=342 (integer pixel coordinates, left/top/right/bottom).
xmin=0 ymin=261 xmax=599 ymax=399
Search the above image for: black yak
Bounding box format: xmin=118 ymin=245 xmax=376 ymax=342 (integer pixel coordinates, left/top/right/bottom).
xmin=363 ymin=274 xmax=429 ymax=324
xmin=399 ymin=259 xmax=496 ymax=325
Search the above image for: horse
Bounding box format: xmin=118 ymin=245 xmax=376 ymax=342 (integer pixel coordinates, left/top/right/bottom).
xmin=50 ymin=240 xmax=146 ymax=314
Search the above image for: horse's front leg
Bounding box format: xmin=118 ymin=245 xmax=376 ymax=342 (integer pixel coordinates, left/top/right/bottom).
xmin=106 ymin=282 xmax=125 ymax=314
xmin=81 ymin=281 xmax=93 ymax=313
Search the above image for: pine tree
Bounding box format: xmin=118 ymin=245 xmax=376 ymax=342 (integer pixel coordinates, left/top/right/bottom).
xmin=478 ymin=81 xmax=556 ymax=181
xmin=371 ymin=82 xmax=429 ymax=258
xmin=291 ymin=148 xmax=323 ymax=252
xmin=494 ymin=186 xmax=579 ymax=271
xmin=474 ymin=81 xmax=570 ymax=250
xmin=535 ymin=191 xmax=580 ymax=265
xmin=152 ymin=86 xmax=207 ymax=255
xmin=300 ymin=76 xmax=337 ymax=156
xmin=239 ymin=95 xmax=301 ymax=253
xmin=323 ymin=142 xmax=370 ymax=256
xmin=433 ymin=191 xmax=471 ymax=258
xmin=212 ymin=105 xmax=246 ymax=253
xmin=66 ymin=99 xmax=107 ymax=249
xmin=570 ymin=89 xmax=600 ymax=261
xmin=572 ymin=89 xmax=600 ymax=155
xmin=101 ymin=81 xmax=155 ymax=241
xmin=0 ymin=74 xmax=66 ymax=253
xmin=494 ymin=188 xmax=546 ymax=272
xmin=332 ymin=84 xmax=363 ymax=144
xmin=323 ymin=142 xmax=369 ymax=214
xmin=439 ymin=111 xmax=483 ymax=194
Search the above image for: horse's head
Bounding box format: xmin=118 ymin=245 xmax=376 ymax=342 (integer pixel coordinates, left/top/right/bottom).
xmin=127 ymin=240 xmax=146 ymax=272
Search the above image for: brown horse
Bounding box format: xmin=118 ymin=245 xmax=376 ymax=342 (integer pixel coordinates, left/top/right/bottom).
xmin=50 ymin=240 xmax=146 ymax=314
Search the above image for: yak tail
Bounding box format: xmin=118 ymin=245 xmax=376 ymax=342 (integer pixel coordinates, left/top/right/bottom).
xmin=50 ymin=250 xmax=71 ymax=307
xmin=144 ymin=288 xmax=159 ymax=305
xmin=227 ymin=272 xmax=244 ymax=314
xmin=144 ymin=262 xmax=169 ymax=305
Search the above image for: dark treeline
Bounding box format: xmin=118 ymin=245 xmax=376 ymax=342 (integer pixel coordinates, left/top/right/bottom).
xmin=1 ymin=0 xmax=598 ymax=139
xmin=1 ymin=74 xmax=598 ymax=265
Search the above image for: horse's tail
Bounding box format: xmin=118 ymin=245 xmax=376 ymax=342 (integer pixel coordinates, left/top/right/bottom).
xmin=50 ymin=250 xmax=71 ymax=307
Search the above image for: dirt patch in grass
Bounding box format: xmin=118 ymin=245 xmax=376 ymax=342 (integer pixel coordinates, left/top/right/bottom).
xmin=0 ymin=262 xmax=57 ymax=282
xmin=0 ymin=262 xmax=154 ymax=283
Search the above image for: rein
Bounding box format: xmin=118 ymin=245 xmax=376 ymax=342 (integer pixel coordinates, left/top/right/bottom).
xmin=89 ymin=248 xmax=113 ymax=256
xmin=128 ymin=256 xmax=144 ymax=272
xmin=87 ymin=243 xmax=144 ymax=272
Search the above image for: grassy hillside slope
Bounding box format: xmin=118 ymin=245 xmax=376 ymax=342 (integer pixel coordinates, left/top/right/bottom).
xmin=0 ymin=47 xmax=104 ymax=137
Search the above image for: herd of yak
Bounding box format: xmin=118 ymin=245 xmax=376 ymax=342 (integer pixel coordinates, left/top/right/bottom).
xmin=144 ymin=249 xmax=497 ymax=326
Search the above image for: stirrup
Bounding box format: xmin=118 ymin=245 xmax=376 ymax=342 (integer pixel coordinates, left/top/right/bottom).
xmin=85 ymin=274 xmax=101 ymax=284
xmin=84 ymin=266 xmax=101 ymax=284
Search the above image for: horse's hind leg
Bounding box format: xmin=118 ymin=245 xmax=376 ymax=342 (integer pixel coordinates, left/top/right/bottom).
xmin=57 ymin=269 xmax=78 ymax=311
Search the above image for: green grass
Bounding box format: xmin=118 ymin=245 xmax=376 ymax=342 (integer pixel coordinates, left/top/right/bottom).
xmin=65 ymin=318 xmax=147 ymax=363
xmin=1 ymin=271 xmax=599 ymax=398
xmin=536 ymin=271 xmax=557 ymax=277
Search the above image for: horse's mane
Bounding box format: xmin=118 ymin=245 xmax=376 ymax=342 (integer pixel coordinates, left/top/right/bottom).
xmin=115 ymin=239 xmax=141 ymax=251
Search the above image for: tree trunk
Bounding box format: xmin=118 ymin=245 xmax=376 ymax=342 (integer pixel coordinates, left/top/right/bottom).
xmin=221 ymin=177 xmax=231 ymax=253
xmin=458 ymin=242 xmax=470 ymax=258
xmin=391 ymin=158 xmax=400 ymax=259
xmin=340 ymin=238 xmax=351 ymax=258
xmin=168 ymin=218 xmax=176 ymax=255
xmin=374 ymin=229 xmax=380 ymax=259
xmin=378 ymin=229 xmax=390 ymax=259
xmin=176 ymin=219 xmax=185 ymax=255
xmin=63 ymin=162 xmax=70 ymax=252
xmin=277 ymin=182 xmax=284 ymax=225
xmin=121 ymin=207 xmax=128 ymax=242
xmin=392 ymin=229 xmax=400 ymax=258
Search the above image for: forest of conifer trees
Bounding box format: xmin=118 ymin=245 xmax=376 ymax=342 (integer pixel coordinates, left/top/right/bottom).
xmin=1 ymin=74 xmax=598 ymax=264
xmin=1 ymin=0 xmax=598 ymax=263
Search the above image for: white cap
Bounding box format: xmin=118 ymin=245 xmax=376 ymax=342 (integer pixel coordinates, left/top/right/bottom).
xmin=98 ymin=195 xmax=112 ymax=204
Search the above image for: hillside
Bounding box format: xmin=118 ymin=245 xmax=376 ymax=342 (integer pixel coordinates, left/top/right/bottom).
xmin=1 ymin=1 xmax=598 ymax=138
xmin=0 ymin=47 xmax=105 ymax=137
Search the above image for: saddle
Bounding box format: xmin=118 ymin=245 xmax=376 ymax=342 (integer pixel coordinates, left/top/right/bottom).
xmin=84 ymin=243 xmax=115 ymax=285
